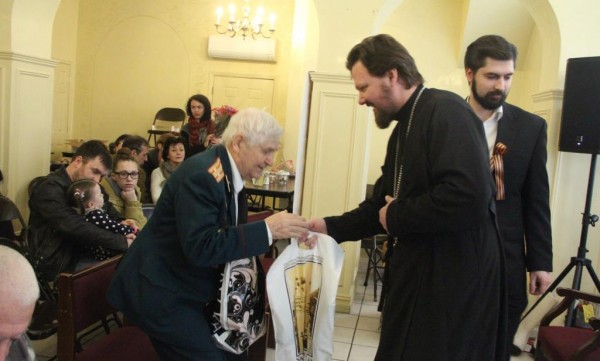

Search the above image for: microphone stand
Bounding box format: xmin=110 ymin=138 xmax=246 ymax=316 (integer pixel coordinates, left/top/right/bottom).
xmin=520 ymin=153 xmax=600 ymax=326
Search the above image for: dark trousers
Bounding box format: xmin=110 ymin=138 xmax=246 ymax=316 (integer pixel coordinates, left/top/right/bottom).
xmin=150 ymin=337 xmax=248 ymax=361
xmin=505 ymin=256 xmax=528 ymax=360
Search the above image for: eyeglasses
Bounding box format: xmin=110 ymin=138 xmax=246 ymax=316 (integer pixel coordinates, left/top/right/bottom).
xmin=114 ymin=171 xmax=139 ymax=179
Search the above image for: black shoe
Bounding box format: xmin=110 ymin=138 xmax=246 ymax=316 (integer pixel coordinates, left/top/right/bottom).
xmin=510 ymin=344 xmax=522 ymax=356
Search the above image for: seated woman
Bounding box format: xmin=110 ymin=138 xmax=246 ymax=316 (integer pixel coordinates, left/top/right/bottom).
xmin=109 ymin=133 xmax=129 ymax=154
xmin=142 ymin=132 xmax=176 ymax=195
xmin=181 ymin=94 xmax=217 ymax=157
xmin=100 ymin=151 xmax=148 ymax=228
xmin=67 ymin=179 xmax=136 ymax=261
xmin=151 ymin=136 xmax=185 ymax=204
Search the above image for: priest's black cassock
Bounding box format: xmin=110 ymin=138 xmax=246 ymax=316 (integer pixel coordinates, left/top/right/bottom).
xmin=325 ymin=86 xmax=507 ymax=361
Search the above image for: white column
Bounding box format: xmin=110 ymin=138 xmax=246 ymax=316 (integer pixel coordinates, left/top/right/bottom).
xmin=0 ymin=52 xmax=57 ymax=217
xmin=302 ymin=72 xmax=371 ymax=312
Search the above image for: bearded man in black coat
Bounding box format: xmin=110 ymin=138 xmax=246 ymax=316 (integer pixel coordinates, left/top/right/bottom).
xmin=309 ymin=34 xmax=507 ymax=361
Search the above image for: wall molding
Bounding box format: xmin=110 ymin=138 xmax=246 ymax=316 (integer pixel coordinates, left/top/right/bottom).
xmin=532 ymin=89 xmax=563 ymax=103
xmin=0 ymin=51 xmax=59 ymax=68
xmin=308 ymin=71 xmax=352 ymax=85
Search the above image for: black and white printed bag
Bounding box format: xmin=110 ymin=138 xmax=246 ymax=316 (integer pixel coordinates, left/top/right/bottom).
xmin=207 ymin=257 xmax=267 ymax=354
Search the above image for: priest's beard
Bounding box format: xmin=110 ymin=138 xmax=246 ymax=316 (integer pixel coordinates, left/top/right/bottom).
xmin=471 ymin=78 xmax=507 ymax=110
xmin=372 ymin=84 xmax=396 ymax=129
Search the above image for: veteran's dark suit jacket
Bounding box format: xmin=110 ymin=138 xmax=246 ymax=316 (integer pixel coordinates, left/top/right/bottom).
xmin=108 ymin=145 xmax=270 ymax=354
xmin=496 ymin=103 xmax=552 ymax=316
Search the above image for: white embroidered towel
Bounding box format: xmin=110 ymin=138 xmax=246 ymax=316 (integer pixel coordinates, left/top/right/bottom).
xmin=266 ymin=233 xmax=344 ymax=361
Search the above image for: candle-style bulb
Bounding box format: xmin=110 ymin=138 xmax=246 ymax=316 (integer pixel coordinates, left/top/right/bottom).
xmin=216 ymin=7 xmax=223 ymax=25
xmin=269 ymin=13 xmax=276 ymax=30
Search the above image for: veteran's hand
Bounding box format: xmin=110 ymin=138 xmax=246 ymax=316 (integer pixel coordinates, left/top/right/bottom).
xmin=265 ymin=210 xmax=309 ymax=240
xmin=125 ymin=233 xmax=136 ymax=247
xmin=298 ymin=233 xmax=318 ymax=249
xmin=379 ymin=196 xmax=394 ymax=232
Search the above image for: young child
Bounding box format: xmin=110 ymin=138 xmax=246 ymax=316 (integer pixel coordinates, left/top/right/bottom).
xmin=67 ymin=179 xmax=137 ymax=261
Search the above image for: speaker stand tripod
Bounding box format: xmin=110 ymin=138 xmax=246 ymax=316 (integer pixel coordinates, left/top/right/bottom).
xmin=521 ymin=153 xmax=600 ymax=326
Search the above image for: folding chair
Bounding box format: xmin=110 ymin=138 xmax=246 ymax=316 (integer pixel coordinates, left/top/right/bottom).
xmin=146 ymin=108 xmax=186 ymax=147
xmin=361 ymin=234 xmax=386 ymax=302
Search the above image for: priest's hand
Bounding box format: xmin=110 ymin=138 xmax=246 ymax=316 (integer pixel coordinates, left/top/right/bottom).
xmin=308 ymin=218 xmax=327 ymax=235
xmin=379 ymin=196 xmax=395 ymax=232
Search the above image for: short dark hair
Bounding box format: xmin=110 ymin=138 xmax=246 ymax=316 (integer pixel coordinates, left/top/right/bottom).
xmin=464 ymin=35 xmax=518 ymax=73
xmin=72 ymin=140 xmax=112 ymax=170
xmin=346 ymin=34 xmax=424 ymax=89
xmin=185 ymin=94 xmax=212 ymax=121
xmin=121 ymin=135 xmax=149 ymax=154
xmin=162 ymin=137 xmax=185 ymax=161
xmin=115 ymin=133 xmax=129 ymax=145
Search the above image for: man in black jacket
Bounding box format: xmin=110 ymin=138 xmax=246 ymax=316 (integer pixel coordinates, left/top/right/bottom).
xmin=465 ymin=35 xmax=553 ymax=358
xmin=28 ymin=140 xmax=132 ymax=282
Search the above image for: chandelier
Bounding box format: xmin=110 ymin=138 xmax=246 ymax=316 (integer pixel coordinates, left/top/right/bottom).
xmin=215 ymin=0 xmax=276 ymax=40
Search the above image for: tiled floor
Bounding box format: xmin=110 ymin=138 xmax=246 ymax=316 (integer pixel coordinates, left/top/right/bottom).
xmin=32 ymin=250 xmax=536 ymax=361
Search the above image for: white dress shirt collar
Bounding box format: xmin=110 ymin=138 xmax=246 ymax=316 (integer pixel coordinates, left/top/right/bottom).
xmin=226 ymin=148 xmax=244 ymax=195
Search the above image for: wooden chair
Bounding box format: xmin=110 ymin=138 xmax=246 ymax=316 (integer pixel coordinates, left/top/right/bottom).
xmin=535 ymin=287 xmax=600 ymax=361
xmin=142 ymin=203 xmax=156 ymax=220
xmin=0 ymin=193 xmax=28 ymax=251
xmin=57 ymin=256 xmax=159 ymax=361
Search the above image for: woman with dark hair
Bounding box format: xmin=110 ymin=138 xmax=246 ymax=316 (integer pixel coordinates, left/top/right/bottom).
xmin=150 ymin=136 xmax=185 ymax=204
xmin=181 ymin=94 xmax=216 ymax=157
xmin=109 ymin=133 xmax=129 ymax=154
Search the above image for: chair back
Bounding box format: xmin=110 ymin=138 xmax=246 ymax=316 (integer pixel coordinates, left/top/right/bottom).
xmin=142 ymin=203 xmax=156 ymax=220
xmin=147 ymin=107 xmax=186 ymax=146
xmin=155 ymin=107 xmax=186 ymax=124
xmin=58 ymin=255 xmax=159 ymax=361
xmin=248 ymin=210 xmax=280 ymax=259
xmin=0 ymin=194 xmax=28 ymax=249
xmin=247 ymin=210 xmax=273 ymax=223
xmin=58 ymin=257 xmax=121 ymax=334
xmin=536 ymin=287 xmax=600 ymax=361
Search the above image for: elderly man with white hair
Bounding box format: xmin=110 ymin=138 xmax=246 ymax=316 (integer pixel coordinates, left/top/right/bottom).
xmin=109 ymin=108 xmax=311 ymax=361
xmin=0 ymin=243 xmax=39 ymax=361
